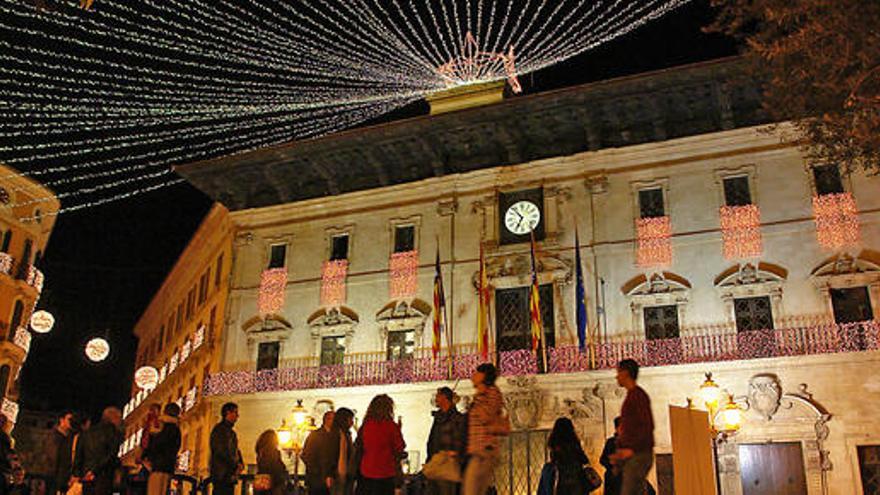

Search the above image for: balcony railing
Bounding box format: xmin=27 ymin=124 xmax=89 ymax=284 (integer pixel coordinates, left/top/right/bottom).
xmin=204 ymin=318 xmax=880 ymax=396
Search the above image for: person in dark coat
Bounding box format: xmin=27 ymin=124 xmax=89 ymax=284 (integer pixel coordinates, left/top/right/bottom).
xmin=537 ymin=418 xmax=590 ymax=495
xmin=425 ymin=387 xmax=466 ymax=495
xmin=331 ymin=408 xmax=355 ymax=495
xmin=255 ymin=430 xmax=288 ymax=495
xmin=302 ymin=411 xmax=339 ymax=495
xmin=143 ymin=404 xmax=182 ymax=495
xmin=0 ymin=414 xmax=15 ymax=495
xmin=74 ymin=407 xmax=123 ymax=495
xmin=210 ymin=403 xmax=243 ymax=495
xmin=600 ymin=417 xmax=623 ymax=495
xmin=48 ymin=411 xmax=75 ymax=495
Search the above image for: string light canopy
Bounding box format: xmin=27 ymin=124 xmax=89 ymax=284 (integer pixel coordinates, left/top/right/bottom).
xmin=0 ymin=0 xmax=690 ymax=218
xmin=85 ymin=336 xmax=110 ymax=362
xmin=29 ymin=310 xmax=55 ymax=334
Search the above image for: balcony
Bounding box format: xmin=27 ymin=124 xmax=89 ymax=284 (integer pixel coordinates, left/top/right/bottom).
xmin=204 ymin=318 xmax=880 ymax=396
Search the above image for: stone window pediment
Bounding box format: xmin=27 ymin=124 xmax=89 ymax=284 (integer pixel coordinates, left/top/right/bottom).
xmin=622 ymin=272 xmax=691 ymax=336
xmin=375 ymin=299 xmax=431 ymax=347
xmin=811 ymin=251 xmax=880 ymax=287
xmin=473 ymin=250 xmax=572 ymax=291
xmin=308 ymin=306 xmax=359 ymax=357
xmin=715 ymin=262 xmax=787 ymax=299
xmin=241 ymin=314 xmax=292 ymax=346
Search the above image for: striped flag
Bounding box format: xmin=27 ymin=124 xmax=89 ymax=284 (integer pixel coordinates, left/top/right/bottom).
xmin=575 ymin=227 xmax=588 ymax=353
xmin=432 ymin=248 xmax=446 ymax=359
xmin=477 ymin=243 xmax=490 ymax=360
xmin=529 ymin=234 xmax=543 ymax=352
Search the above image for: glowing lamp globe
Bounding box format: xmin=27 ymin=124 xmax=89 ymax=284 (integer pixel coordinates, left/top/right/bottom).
xmin=699 ymin=372 xmax=722 ymax=410
xmin=292 ymin=399 xmax=308 ymax=427
xmin=85 ymin=337 xmax=110 ymax=362
xmin=277 ymin=420 xmax=293 ymax=449
xmin=29 ymin=310 xmax=55 ymax=334
xmin=134 ymin=366 xmax=159 ymax=390
xmin=720 ymin=397 xmax=744 ymax=433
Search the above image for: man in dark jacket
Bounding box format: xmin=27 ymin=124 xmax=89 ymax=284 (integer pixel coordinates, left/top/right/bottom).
xmin=301 ymin=411 xmax=338 ymax=495
xmin=75 ymin=407 xmax=123 ymax=495
xmin=210 ymin=403 xmax=243 ymax=495
xmin=143 ymin=403 xmax=182 ymax=495
xmin=426 ymin=387 xmax=466 ymax=495
xmin=49 ymin=411 xmax=75 ymax=495
xmin=600 ymin=417 xmax=623 ymax=495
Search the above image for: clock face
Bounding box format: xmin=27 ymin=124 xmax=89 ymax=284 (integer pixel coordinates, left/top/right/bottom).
xmin=504 ymin=200 xmax=541 ymax=235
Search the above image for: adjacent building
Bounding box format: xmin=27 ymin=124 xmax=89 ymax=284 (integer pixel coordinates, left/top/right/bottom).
xmin=121 ymin=204 xmax=233 ymax=476
xmin=0 ymin=162 xmax=58 ymax=428
xmin=169 ymin=58 xmax=880 ymax=494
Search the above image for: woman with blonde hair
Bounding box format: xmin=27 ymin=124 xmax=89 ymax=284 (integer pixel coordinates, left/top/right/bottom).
xmin=355 ymin=395 xmax=405 ymax=495
xmin=254 ymin=430 xmax=288 ymax=495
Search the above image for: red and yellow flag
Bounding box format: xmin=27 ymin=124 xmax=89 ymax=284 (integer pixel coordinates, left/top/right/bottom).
xmin=477 ymin=243 xmax=490 ymax=360
xmin=529 ymin=234 xmax=543 ymax=352
xmin=432 ymin=249 xmax=446 ymax=359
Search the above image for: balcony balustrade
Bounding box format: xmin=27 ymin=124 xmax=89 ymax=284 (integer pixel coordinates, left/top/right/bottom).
xmin=204 ymin=317 xmax=880 ymax=396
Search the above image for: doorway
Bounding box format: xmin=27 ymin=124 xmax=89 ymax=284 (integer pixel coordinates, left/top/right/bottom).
xmin=739 ymin=443 xmax=807 ymax=495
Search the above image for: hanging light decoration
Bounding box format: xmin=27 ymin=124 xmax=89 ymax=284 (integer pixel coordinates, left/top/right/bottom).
xmin=719 ymin=205 xmax=762 ymax=259
xmin=258 ymin=268 xmax=288 ymax=316
xmin=813 ymin=192 xmax=860 ymax=249
xmin=85 ymin=337 xmax=110 ymax=362
xmin=320 ymin=260 xmax=348 ymax=307
xmin=13 ymin=327 xmax=31 ymax=354
xmin=1 ymin=398 xmax=19 ymax=424
xmin=636 ymin=216 xmax=673 ymax=268
xmin=29 ymin=310 xmax=55 ymax=334
xmin=134 ymin=366 xmax=159 ymax=390
xmin=0 ymin=253 xmax=12 ymax=276
xmin=389 ymin=251 xmax=419 ymax=299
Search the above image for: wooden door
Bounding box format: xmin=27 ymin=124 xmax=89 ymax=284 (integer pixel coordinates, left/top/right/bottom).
xmin=739 ymin=443 xmax=807 ymax=495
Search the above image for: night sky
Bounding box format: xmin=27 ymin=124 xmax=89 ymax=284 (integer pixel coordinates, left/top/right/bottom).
xmin=17 ymin=0 xmax=737 ymax=419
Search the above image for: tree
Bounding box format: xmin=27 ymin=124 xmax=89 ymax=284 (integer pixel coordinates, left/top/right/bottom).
xmin=709 ymin=0 xmax=880 ymax=174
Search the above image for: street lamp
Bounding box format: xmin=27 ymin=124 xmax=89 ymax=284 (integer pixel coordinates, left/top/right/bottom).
xmin=695 ymin=372 xmax=744 ymax=494
xmin=280 ymin=400 xmax=314 ymax=495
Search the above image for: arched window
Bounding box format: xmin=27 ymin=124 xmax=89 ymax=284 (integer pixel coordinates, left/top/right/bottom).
xmin=8 ymin=300 xmax=24 ymax=341
xmin=0 ymin=365 xmax=10 ymax=397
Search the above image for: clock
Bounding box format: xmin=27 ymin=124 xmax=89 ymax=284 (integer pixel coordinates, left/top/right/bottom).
xmin=504 ymin=200 xmax=541 ymax=235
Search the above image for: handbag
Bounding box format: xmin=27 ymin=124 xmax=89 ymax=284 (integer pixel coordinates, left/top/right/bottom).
xmin=253 ymin=474 xmax=272 ymax=491
xmin=422 ymin=451 xmax=461 ymax=483
xmin=582 ymin=464 xmax=602 ymax=493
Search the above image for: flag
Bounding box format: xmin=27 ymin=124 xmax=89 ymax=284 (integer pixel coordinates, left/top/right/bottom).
xmin=575 ymin=228 xmax=588 ymax=353
xmin=477 ymin=244 xmax=490 ymax=360
xmin=432 ymin=248 xmax=446 ymax=359
xmin=529 ymin=234 xmax=543 ymax=352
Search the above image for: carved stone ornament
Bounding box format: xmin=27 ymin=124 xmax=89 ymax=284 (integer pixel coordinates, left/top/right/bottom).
xmin=503 ymin=376 xmax=545 ymax=431
xmin=746 ymin=373 xmax=782 ymax=421
xmin=472 ymin=251 xmax=572 ymax=291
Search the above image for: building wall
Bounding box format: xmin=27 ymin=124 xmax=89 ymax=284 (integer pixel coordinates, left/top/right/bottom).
xmin=121 ymin=204 xmax=233 ymax=476
xmin=204 ymin=124 xmax=880 ymax=494
xmin=0 ymin=162 xmax=59 ymax=427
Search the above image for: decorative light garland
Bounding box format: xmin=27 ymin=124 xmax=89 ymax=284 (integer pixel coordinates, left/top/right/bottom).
xmin=813 ymin=192 xmax=860 ymax=249
xmin=1 ymin=398 xmax=19 ymax=424
xmin=193 ymin=325 xmax=205 ymax=349
xmin=636 ymin=216 xmax=673 ymax=268
xmin=719 ymin=205 xmax=762 ymax=260
xmin=13 ymin=327 xmax=31 ymax=355
xmin=26 ymin=266 xmax=44 ymax=293
xmin=320 ymin=260 xmax=348 ymax=307
xmin=0 ymin=253 xmax=12 ymax=276
xmin=389 ymin=251 xmax=419 ymax=299
xmin=258 ymin=268 xmax=288 ymax=316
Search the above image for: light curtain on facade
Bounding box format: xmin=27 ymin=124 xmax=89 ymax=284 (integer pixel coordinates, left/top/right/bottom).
xmin=636 ymin=216 xmax=673 ymax=267
xmin=258 ymin=267 xmax=288 ymax=315
xmin=720 ymin=205 xmax=763 ymax=259
xmin=389 ymin=250 xmax=419 ymax=299
xmin=813 ymin=192 xmax=860 ymax=249
xmin=321 ymin=260 xmax=348 ymax=307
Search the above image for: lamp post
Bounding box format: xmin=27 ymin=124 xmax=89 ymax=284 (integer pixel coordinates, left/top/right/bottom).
xmin=278 ymin=400 xmax=314 ymax=495
xmin=696 ymin=372 xmax=744 ymax=495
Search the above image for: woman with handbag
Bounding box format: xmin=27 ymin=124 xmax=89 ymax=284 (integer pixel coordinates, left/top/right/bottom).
xmin=355 ymin=395 xmax=405 ymax=495
xmin=255 ymin=430 xmax=289 ymax=495
xmin=423 ymin=387 xmax=466 ymax=495
xmin=537 ymin=418 xmax=601 ymax=495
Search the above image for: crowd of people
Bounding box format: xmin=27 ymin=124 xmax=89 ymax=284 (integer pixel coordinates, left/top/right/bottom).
xmin=40 ymin=358 xmax=657 ymax=495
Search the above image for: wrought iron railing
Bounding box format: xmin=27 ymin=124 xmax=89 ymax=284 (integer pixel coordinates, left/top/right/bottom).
xmin=204 ymin=319 xmax=880 ymax=396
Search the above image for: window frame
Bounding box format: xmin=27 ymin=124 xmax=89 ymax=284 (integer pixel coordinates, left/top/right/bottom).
xmin=268 ymin=243 xmax=288 ymax=269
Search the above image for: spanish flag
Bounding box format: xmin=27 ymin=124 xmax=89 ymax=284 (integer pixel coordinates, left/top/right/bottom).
xmin=432 ymin=248 xmax=446 ymax=359
xmin=529 ymin=234 xmax=543 ymax=352
xmin=477 ymin=243 xmax=490 ymax=360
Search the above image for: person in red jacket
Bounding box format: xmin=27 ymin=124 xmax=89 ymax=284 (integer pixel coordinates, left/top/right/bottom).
xmin=356 ymin=395 xmax=405 ymax=495
xmin=610 ymin=359 xmax=654 ymax=495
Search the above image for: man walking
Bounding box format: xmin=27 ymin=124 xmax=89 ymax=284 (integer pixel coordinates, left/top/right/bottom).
xmin=611 ymin=359 xmax=654 ymax=495
xmin=49 ymin=411 xmax=75 ymax=495
xmin=426 ymin=387 xmax=466 ymax=495
xmin=143 ymin=403 xmax=182 ymax=495
xmin=210 ymin=403 xmax=243 ymax=495
xmin=75 ymin=407 xmax=124 ymax=495
xmin=462 ymin=363 xmax=509 ymax=495
xmin=302 ymin=411 xmax=338 ymax=495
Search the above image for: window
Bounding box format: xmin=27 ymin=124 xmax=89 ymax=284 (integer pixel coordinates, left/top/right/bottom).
xmin=643 ymin=305 xmax=679 ymax=339
xmin=0 ymin=365 xmax=9 ymax=397
xmin=734 ymin=296 xmax=774 ymax=332
xmin=495 ymin=285 xmax=556 ymax=353
xmin=723 ymin=176 xmax=752 ymax=206
xmin=813 ymin=165 xmax=844 ymax=195
xmin=320 ymin=336 xmax=345 ymax=366
xmin=330 ymin=234 xmax=349 ymax=261
xmin=166 ymin=317 xmax=174 ymax=344
xmin=8 ymin=300 xmax=24 ymax=341
xmin=257 ymin=342 xmax=280 ymax=371
xmin=214 ymin=253 xmax=224 ymax=288
xmin=176 ymin=303 xmax=184 ymax=331
xmin=268 ymin=244 xmax=287 ymax=269
xmin=202 ymin=365 xmax=211 ymax=387
xmin=393 ymin=226 xmax=415 ymax=253
xmin=858 ymin=445 xmax=880 ymax=495
xmin=0 ymin=231 xmax=10 ymax=253
xmin=15 ymin=239 xmax=32 ymax=279
xmin=198 ymin=271 xmax=209 ymax=305
xmin=638 ymin=188 xmax=665 ymax=218
xmin=386 ymin=330 xmax=415 ymax=361
xmin=186 ymin=288 xmax=196 ymax=320
xmin=831 ymin=287 xmax=874 ymax=324
xmin=208 ymin=306 xmax=217 ymax=342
